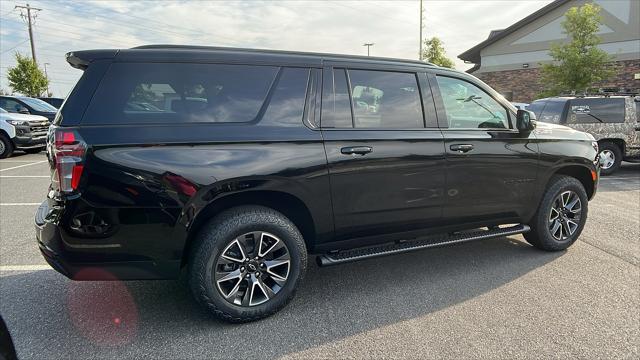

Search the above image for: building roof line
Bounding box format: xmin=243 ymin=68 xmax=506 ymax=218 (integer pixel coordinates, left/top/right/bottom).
xmin=458 ymin=0 xmax=571 ymax=64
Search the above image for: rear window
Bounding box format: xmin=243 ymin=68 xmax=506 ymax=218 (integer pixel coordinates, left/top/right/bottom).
xmin=567 ymin=98 xmax=625 ymax=124
xmin=83 ymin=63 xmax=279 ymax=124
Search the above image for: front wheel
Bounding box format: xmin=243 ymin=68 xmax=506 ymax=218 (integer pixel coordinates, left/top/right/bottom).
xmin=188 ymin=205 xmax=307 ymax=323
xmin=524 ymin=175 xmax=588 ymax=251
xmin=0 ymin=134 xmax=14 ymax=159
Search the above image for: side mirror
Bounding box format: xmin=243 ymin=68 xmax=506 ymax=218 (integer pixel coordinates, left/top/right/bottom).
xmin=516 ymin=109 xmax=536 ymax=132
xmin=17 ymin=106 xmax=30 ymax=114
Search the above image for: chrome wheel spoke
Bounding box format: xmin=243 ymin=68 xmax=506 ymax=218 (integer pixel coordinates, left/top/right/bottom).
xmin=258 ymin=232 xmax=284 ymax=258
xmin=551 ymin=220 xmax=562 ymax=240
xmin=221 ymin=238 xmax=247 ymax=263
xmin=549 ymin=207 xmax=560 ymax=222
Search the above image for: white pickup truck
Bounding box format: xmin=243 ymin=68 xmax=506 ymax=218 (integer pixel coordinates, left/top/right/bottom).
xmin=0 ymin=107 xmax=49 ymax=158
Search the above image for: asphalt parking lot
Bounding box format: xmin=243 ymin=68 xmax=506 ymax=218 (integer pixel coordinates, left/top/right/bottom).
xmin=1 ymin=151 xmax=638 ymax=359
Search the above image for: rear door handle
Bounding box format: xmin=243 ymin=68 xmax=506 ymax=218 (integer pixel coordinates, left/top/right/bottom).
xmin=341 ymin=146 xmax=373 ymax=155
xmin=450 ymin=144 xmax=474 ymax=153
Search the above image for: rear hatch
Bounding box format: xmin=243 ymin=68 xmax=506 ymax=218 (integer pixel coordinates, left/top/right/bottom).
xmin=46 ymin=50 xmax=116 ymax=197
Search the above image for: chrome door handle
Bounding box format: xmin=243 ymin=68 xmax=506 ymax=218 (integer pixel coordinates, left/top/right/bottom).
xmin=450 ymin=144 xmax=474 ymax=153
xmin=341 ymin=146 xmax=373 ymax=155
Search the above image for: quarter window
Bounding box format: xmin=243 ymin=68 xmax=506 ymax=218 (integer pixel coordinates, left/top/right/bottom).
xmin=348 ymin=70 xmax=423 ymax=128
xmin=84 ymin=63 xmax=279 ymax=124
xmin=567 ymin=98 xmax=625 ymax=124
xmin=436 ymin=76 xmax=509 ymax=129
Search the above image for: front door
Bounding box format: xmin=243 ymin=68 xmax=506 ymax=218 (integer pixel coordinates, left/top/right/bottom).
xmin=321 ymin=66 xmax=446 ymax=243
xmin=430 ymin=73 xmax=538 ymax=226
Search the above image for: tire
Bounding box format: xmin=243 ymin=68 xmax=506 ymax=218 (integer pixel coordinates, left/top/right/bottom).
xmin=0 ymin=134 xmax=14 ymax=159
xmin=524 ymin=175 xmax=588 ymax=251
xmin=24 ymin=147 xmax=44 ymax=154
xmin=188 ymin=205 xmax=307 ymax=323
xmin=598 ymin=142 xmax=622 ymax=176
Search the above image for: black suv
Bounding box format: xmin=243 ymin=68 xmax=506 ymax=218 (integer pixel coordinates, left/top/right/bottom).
xmin=35 ymin=46 xmax=600 ymax=322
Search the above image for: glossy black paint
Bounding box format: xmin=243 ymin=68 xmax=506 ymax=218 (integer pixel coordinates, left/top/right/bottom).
xmin=35 ymin=46 xmax=599 ymax=280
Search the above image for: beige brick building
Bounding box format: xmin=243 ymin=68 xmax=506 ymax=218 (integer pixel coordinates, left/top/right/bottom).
xmin=459 ymin=0 xmax=640 ymax=103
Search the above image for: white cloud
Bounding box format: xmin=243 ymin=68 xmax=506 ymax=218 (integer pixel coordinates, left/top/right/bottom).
xmin=0 ymin=0 xmax=554 ymax=96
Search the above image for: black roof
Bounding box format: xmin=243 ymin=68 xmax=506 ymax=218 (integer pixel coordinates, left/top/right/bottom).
xmin=67 ymin=45 xmax=439 ymax=70
xmin=458 ymin=0 xmax=570 ymax=64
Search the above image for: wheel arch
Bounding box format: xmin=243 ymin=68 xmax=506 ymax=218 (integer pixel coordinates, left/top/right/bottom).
xmin=598 ymin=138 xmax=625 ymax=154
xmin=181 ymin=190 xmax=316 ymax=266
xmin=551 ymin=165 xmax=595 ymax=200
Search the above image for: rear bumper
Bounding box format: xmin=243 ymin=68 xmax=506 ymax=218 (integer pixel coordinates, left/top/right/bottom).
xmin=34 ymin=201 xmax=180 ymax=280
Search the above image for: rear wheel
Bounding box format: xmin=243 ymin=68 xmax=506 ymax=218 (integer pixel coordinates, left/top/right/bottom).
xmin=525 ymin=175 xmax=588 ymax=251
xmin=598 ymin=142 xmax=622 ymax=175
xmin=188 ymin=205 xmax=307 ymax=323
xmin=0 ymin=134 xmax=14 ymax=159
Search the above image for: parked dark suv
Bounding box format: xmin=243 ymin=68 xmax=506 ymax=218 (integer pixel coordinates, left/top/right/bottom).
xmin=0 ymin=96 xmax=58 ymax=122
xmin=35 ymin=46 xmax=600 ymax=322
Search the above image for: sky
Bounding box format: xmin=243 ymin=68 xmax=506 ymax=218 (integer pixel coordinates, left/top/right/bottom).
xmin=0 ymin=0 xmax=555 ymax=97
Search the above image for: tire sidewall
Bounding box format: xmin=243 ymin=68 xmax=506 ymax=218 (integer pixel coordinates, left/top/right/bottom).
xmin=536 ymin=177 xmax=589 ymax=249
xmin=0 ymin=134 xmax=13 ymax=159
xmin=190 ymin=206 xmax=307 ymax=321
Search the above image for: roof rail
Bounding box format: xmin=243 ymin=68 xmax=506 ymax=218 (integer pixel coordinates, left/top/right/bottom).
xmin=132 ymin=44 xmax=437 ymax=67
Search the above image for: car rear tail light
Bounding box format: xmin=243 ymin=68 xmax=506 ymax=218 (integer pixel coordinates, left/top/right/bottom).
xmin=53 ymin=129 xmax=87 ymax=193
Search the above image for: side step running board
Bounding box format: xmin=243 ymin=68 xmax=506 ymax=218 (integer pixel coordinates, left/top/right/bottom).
xmin=316 ymin=224 xmax=530 ymax=267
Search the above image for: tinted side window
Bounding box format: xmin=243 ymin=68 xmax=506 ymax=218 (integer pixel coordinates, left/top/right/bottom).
xmin=0 ymin=98 xmax=23 ymax=113
xmin=527 ymin=100 xmax=546 ymax=118
xmin=84 ymin=63 xmax=278 ymax=124
xmin=538 ymin=100 xmax=566 ymax=124
xmin=436 ymin=76 xmax=509 ymax=129
xmin=348 ymin=70 xmax=423 ymax=128
xmin=567 ymin=98 xmax=625 ymax=124
xmin=260 ymin=67 xmax=310 ymax=126
xmin=321 ymin=68 xmax=353 ymax=128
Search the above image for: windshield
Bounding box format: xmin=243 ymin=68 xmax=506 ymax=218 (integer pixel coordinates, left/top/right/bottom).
xmin=19 ymin=97 xmax=57 ymax=112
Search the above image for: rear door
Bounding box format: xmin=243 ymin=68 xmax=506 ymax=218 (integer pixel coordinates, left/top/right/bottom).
xmin=321 ymin=64 xmax=446 ymax=244
xmin=430 ymin=72 xmax=539 ymax=226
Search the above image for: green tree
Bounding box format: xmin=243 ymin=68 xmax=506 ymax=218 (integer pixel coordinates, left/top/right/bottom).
xmin=539 ymin=3 xmax=615 ymax=97
xmin=6 ymin=53 xmax=49 ymax=97
xmin=422 ymin=37 xmax=455 ymax=68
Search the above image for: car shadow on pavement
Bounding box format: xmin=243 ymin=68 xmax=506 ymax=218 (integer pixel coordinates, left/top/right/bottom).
xmin=0 ymin=236 xmax=564 ymax=359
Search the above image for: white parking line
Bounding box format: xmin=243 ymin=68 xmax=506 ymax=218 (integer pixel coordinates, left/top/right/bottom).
xmin=0 ymin=160 xmax=44 ymax=163
xmin=0 ymin=265 xmax=51 ymax=272
xmin=0 ymin=203 xmax=41 ymax=206
xmin=0 ymin=175 xmax=49 ymax=178
xmin=0 ymin=160 xmax=47 ymax=172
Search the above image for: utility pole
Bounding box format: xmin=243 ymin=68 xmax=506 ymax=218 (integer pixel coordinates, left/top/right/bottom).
xmin=14 ymin=3 xmax=41 ymax=64
xmin=419 ymin=0 xmax=423 ymax=60
xmin=363 ymin=43 xmax=374 ymax=57
xmin=44 ymin=62 xmax=50 ymax=96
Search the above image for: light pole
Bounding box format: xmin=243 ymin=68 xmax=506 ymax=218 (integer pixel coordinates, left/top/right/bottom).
xmin=43 ymin=62 xmax=50 ymax=96
xmin=363 ymin=43 xmax=374 ymax=57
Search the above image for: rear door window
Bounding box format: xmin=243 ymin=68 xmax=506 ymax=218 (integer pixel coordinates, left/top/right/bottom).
xmin=347 ymin=70 xmax=424 ymax=128
xmin=83 ymin=63 xmax=279 ymax=124
xmin=567 ymin=98 xmax=625 ymax=124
